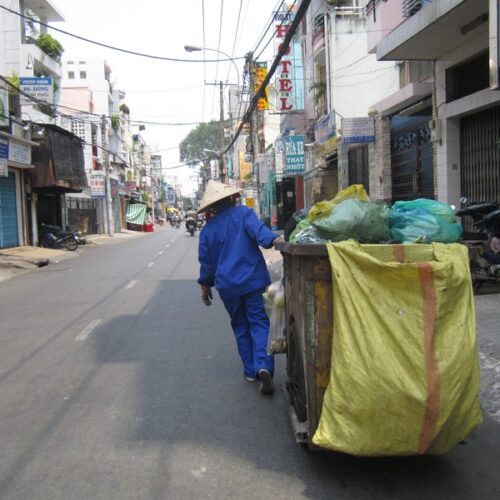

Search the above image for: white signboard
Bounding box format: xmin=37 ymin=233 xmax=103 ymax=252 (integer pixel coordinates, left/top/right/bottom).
xmin=0 ymin=159 xmax=8 ymax=177
xmin=90 ymin=175 xmax=106 ymax=197
xmin=20 ymin=77 xmax=53 ymax=106
xmin=341 ymin=117 xmax=375 ymax=144
xmin=8 ymin=140 xmax=31 ymax=165
xmin=0 ymin=88 xmax=9 ymax=127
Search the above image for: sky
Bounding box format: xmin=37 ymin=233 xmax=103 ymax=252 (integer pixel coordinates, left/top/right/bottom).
xmin=48 ymin=0 xmax=282 ymax=195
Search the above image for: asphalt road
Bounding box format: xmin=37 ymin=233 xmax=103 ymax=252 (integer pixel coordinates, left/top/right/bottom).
xmin=0 ymin=226 xmax=499 ymax=500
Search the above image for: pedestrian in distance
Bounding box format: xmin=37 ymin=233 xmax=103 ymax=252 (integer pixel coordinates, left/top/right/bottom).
xmin=197 ymin=180 xmax=284 ymax=395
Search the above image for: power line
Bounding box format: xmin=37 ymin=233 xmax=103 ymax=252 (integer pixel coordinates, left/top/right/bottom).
xmin=0 ymin=5 xmax=244 ymax=64
xmin=252 ymin=0 xmax=285 ymax=55
xmin=223 ymin=0 xmax=312 ymax=156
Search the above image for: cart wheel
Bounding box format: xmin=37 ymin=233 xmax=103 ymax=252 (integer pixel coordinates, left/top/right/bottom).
xmin=287 ymin=320 xmax=307 ymax=423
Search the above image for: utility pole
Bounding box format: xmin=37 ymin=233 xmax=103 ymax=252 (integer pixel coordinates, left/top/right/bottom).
xmin=218 ymin=80 xmax=226 ymax=183
xmin=101 ymin=114 xmax=113 ymax=236
xmin=248 ymin=53 xmax=262 ymax=218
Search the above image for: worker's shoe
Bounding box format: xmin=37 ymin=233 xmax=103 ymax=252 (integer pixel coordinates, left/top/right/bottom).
xmin=245 ymin=375 xmax=257 ymax=382
xmin=258 ymin=369 xmax=274 ymax=395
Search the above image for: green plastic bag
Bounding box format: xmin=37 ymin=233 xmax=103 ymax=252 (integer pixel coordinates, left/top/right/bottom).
xmin=313 ymin=199 xmax=390 ymax=243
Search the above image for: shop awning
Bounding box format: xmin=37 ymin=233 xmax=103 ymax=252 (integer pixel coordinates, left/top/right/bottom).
xmin=126 ymin=204 xmax=147 ymax=224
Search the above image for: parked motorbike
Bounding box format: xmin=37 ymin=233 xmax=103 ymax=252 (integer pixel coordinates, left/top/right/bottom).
xmin=456 ymin=199 xmax=500 ymax=292
xmin=39 ymin=223 xmax=81 ymax=251
xmin=186 ymin=218 xmax=196 ymax=236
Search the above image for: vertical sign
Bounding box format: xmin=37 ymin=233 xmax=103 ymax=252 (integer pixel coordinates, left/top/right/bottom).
xmin=274 ymin=5 xmax=296 ymax=112
xmin=0 ymin=137 xmax=8 ymax=177
xmin=284 ymin=135 xmax=305 ymax=176
xmin=254 ymin=62 xmax=269 ymax=110
xmin=0 ymin=87 xmax=9 ymax=127
xmin=490 ymin=0 xmax=500 ymax=90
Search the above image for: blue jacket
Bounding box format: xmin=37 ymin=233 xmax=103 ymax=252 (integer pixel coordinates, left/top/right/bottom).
xmin=197 ymin=205 xmax=279 ymax=299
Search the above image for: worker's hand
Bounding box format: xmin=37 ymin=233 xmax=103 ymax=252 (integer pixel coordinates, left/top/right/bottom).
xmin=201 ymin=286 xmax=213 ymax=306
xmin=273 ymin=236 xmax=285 ymax=247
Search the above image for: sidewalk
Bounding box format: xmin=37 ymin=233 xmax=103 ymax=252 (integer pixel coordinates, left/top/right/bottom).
xmin=0 ymin=229 xmax=147 ymax=283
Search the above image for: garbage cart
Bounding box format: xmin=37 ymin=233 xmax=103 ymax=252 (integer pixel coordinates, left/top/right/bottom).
xmin=275 ymin=241 xmax=333 ymax=446
xmin=274 ymin=240 xmax=482 ymax=455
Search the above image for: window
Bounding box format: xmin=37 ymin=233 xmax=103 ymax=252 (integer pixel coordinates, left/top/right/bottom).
xmin=68 ymin=71 xmax=75 ymax=79
xmin=79 ymin=61 xmax=86 ymax=65
xmin=67 ymin=61 xmax=74 ymax=65
xmin=80 ymin=71 xmax=87 ymax=79
xmin=446 ymin=51 xmax=489 ymax=102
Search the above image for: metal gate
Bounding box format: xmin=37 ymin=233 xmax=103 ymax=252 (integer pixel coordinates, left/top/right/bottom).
xmin=348 ymin=144 xmax=369 ymax=193
xmin=391 ymin=116 xmax=433 ymax=200
xmin=66 ymin=197 xmax=99 ymax=235
xmin=0 ymin=172 xmax=19 ymax=248
xmin=460 ymin=105 xmax=500 ymax=203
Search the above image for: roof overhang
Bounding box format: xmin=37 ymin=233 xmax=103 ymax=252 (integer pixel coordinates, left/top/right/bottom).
xmin=377 ymin=0 xmax=489 ymax=61
xmin=24 ymin=0 xmax=65 ymax=22
xmin=371 ymin=82 xmax=433 ymax=117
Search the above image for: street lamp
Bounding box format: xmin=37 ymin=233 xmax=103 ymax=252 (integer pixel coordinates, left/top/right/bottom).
xmin=183 ymin=45 xmax=240 ymax=87
xmin=184 ymin=45 xmax=240 ymax=184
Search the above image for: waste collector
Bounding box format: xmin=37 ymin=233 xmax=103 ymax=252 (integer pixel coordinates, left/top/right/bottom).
xmin=196 ymin=180 xmax=283 ymax=395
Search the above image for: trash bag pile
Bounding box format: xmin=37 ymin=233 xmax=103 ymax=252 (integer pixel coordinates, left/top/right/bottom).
xmin=289 ymin=185 xmax=462 ymax=245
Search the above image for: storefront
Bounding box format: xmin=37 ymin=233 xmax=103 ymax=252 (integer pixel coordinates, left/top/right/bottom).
xmin=0 ymin=133 xmax=37 ymax=248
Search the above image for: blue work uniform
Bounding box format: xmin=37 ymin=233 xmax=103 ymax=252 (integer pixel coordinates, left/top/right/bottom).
xmin=198 ymin=205 xmax=279 ymax=378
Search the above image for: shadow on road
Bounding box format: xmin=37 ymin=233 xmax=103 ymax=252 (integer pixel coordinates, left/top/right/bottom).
xmin=85 ymin=277 xmax=500 ymax=499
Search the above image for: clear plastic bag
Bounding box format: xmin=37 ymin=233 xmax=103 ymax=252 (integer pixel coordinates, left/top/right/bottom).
xmin=267 ymin=280 xmax=286 ymax=354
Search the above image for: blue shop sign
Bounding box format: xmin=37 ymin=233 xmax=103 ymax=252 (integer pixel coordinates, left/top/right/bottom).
xmin=284 ymin=135 xmax=305 ymax=176
xmin=0 ymin=137 xmax=8 ymax=158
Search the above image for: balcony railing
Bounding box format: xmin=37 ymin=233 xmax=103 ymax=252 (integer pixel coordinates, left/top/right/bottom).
xmin=402 ymin=0 xmax=432 ymax=19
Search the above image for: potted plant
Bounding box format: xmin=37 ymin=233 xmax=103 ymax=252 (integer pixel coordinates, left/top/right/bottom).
xmin=36 ymin=33 xmax=64 ymax=63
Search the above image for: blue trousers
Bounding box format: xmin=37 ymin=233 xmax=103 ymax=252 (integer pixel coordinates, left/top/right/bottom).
xmin=222 ymin=288 xmax=274 ymax=378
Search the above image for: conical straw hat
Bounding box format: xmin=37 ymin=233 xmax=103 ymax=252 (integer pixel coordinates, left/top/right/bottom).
xmin=197 ymin=180 xmax=243 ymax=213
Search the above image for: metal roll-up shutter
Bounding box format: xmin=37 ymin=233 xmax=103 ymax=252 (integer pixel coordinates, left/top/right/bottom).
xmin=0 ymin=172 xmax=19 ymax=248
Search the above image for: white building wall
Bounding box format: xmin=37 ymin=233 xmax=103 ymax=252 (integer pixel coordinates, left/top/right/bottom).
xmin=329 ymin=15 xmax=399 ymax=126
xmin=434 ymin=26 xmax=500 ymax=207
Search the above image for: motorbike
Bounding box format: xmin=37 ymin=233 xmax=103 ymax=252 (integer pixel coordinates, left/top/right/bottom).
xmin=456 ymin=199 xmax=500 ymax=292
xmin=196 ymin=217 xmax=204 ymax=230
xmin=186 ymin=218 xmax=196 ymax=236
xmin=39 ymin=223 xmax=81 ymax=251
xmin=174 ymin=218 xmax=181 ymax=229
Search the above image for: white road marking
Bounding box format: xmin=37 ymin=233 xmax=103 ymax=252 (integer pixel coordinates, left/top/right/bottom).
xmin=158 ymin=250 xmax=164 ymax=255
xmin=75 ymin=319 xmax=102 ymax=342
xmin=125 ymin=280 xmax=138 ymax=289
xmin=165 ymin=244 xmax=170 ymax=248
xmin=148 ymin=262 xmax=154 ymax=268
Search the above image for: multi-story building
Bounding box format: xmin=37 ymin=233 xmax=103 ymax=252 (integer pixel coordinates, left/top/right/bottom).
xmin=0 ymin=0 xmax=72 ymax=247
xmin=300 ymin=0 xmax=399 ymax=206
xmin=367 ymin=0 xmax=500 ymax=208
xmin=60 ymin=57 xmax=133 ymax=233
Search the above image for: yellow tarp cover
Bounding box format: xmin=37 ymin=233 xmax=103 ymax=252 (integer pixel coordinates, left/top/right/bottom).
xmin=312 ymin=241 xmax=482 ymax=456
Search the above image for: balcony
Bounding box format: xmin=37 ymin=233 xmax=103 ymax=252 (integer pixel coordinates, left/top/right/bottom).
xmin=312 ymin=14 xmax=326 ymax=60
xmin=375 ymin=0 xmax=489 ymax=61
xmin=21 ymin=43 xmax=62 ymax=78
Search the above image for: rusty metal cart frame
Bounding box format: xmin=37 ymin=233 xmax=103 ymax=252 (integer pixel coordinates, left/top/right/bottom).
xmin=276 ymin=241 xmax=334 ymax=447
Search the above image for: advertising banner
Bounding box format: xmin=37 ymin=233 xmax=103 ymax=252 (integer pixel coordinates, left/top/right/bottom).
xmin=254 ymin=62 xmax=269 ymax=110
xmin=239 ymin=151 xmax=252 ymax=181
xmin=284 ymin=135 xmax=305 ymax=176
xmin=20 ymin=77 xmax=53 ymax=106
xmin=341 ymin=117 xmax=375 ymax=144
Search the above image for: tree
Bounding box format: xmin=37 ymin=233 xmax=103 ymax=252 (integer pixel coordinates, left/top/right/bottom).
xmin=179 ymin=120 xmax=228 ymax=165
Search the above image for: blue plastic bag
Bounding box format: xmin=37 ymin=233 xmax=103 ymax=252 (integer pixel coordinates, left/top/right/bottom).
xmin=390 ymin=199 xmax=462 ymax=243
